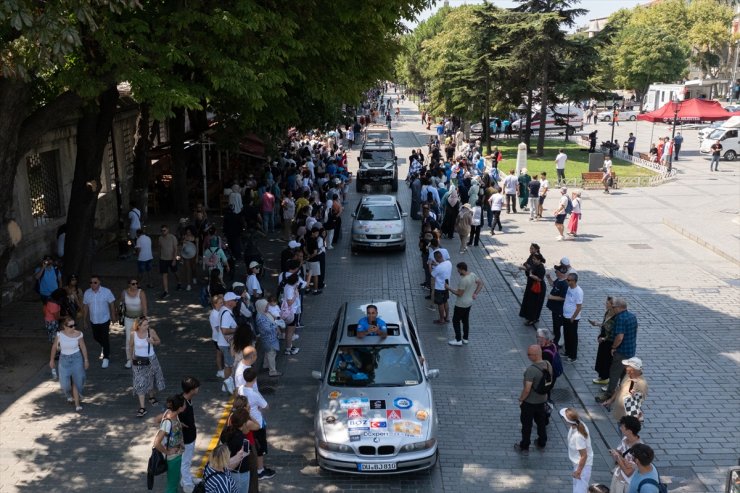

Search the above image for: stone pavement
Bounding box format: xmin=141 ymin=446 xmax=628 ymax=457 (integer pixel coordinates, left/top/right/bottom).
xmin=0 ymin=93 xmax=738 ymax=493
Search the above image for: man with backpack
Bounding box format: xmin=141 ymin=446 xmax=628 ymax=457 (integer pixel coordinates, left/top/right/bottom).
xmin=628 ymin=444 xmax=667 ymax=493
xmin=514 ymin=345 xmax=553 ymax=455
xmin=34 ymin=255 xmax=62 ymax=303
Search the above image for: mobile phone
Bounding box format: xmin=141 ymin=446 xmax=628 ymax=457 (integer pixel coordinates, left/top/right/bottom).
xmin=242 ymin=439 xmax=250 ymax=454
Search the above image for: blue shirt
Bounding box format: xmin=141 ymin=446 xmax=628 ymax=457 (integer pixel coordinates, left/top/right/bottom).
xmin=357 ymin=316 xmax=387 ymax=336
xmin=35 ymin=266 xmax=60 ymax=296
xmin=613 ymin=310 xmax=638 ymax=357
xmin=628 ymin=465 xmax=659 ymax=493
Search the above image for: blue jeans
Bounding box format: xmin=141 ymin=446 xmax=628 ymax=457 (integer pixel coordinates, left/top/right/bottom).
xmin=711 ymin=154 xmax=720 ymax=170
xmin=233 ymin=470 xmax=250 ymax=493
xmin=262 ymin=211 xmax=274 ymax=232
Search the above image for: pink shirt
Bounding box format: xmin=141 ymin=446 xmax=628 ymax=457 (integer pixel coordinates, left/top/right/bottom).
xmin=261 ymin=192 xmax=275 ymax=213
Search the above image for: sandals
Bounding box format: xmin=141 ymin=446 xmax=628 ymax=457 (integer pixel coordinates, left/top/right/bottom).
xmin=136 ymin=407 xmax=147 ymax=418
xmin=148 ymin=396 xmax=159 ymax=405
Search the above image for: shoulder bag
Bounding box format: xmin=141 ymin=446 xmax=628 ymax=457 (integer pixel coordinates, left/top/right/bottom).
xmin=132 ymin=329 xmax=152 ymax=366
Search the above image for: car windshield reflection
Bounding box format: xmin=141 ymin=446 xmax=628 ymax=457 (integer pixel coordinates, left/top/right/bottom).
xmin=329 ymin=345 xmax=421 ymax=387
xmin=357 ymin=205 xmax=400 ymax=221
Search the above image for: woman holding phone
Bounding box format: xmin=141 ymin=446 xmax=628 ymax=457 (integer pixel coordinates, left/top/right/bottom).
xmin=220 ymin=407 xmax=259 ymax=493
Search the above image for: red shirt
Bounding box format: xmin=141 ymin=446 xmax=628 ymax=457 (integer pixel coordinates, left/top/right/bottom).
xmin=261 ymin=192 xmax=275 ymax=213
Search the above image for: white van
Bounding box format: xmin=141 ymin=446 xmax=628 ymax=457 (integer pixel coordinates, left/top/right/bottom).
xmin=699 ymin=116 xmax=740 ymax=160
xmin=511 ymin=104 xmax=583 ymax=135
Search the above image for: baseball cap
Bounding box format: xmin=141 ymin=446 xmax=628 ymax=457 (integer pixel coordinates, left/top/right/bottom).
xmin=288 ymin=240 xmax=301 ymax=249
xmin=559 ymin=257 xmax=571 ymax=266
xmin=249 ymin=261 xmax=260 ymax=269
xmin=224 ymin=292 xmax=239 ymax=302
xmin=622 ymin=357 xmax=643 ymax=370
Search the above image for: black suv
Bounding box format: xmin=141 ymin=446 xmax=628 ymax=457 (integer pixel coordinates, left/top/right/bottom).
xmin=356 ymin=140 xmax=398 ymax=192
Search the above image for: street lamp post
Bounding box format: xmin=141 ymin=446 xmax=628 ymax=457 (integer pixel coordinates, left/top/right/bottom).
xmin=609 ymin=100 xmax=618 ymax=146
xmin=668 ymin=97 xmax=681 ymax=173
xmin=517 ymin=103 xmax=528 ymax=144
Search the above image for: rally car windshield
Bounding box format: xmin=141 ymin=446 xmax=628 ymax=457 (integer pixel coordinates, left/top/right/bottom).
xmin=329 ymin=345 xmax=421 ymax=387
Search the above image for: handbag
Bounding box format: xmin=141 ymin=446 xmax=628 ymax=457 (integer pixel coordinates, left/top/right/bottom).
xmin=530 ymin=280 xmax=542 ymax=294
xmin=623 ymin=381 xmax=644 ymax=420
xmin=118 ymin=300 xmax=126 ymax=325
xmin=280 ymin=299 xmax=295 ymax=324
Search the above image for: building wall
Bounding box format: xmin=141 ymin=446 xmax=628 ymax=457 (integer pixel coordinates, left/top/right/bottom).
xmin=3 ymin=106 xmax=139 ymax=301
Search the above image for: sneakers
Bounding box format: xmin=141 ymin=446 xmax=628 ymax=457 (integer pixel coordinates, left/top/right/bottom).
xmin=600 ymin=385 xmax=608 ymax=392
xmin=67 ymin=397 xmax=74 ymax=403
xmin=284 ymin=347 xmax=300 ymax=355
xmin=448 ymin=339 xmax=463 ymax=346
xmin=51 ymin=368 xmax=58 ymax=380
xmin=268 ymin=371 xmax=283 ymax=377
xmin=556 ymin=235 xmax=564 ymax=241
xmin=101 ymin=358 xmax=109 ymax=369
xmin=592 ymin=378 xmax=609 ymax=385
xmin=462 ymin=339 xmax=469 ymax=345
xmin=258 ymin=469 xmax=276 ymax=480
xmin=513 ymin=443 xmax=529 ymax=456
xmin=292 ymin=334 xmax=300 ymax=341
xmin=75 ymin=406 xmax=83 ymax=412
xmin=216 ymin=370 xmax=225 ymax=379
xmin=125 ymin=360 xmax=132 ymax=369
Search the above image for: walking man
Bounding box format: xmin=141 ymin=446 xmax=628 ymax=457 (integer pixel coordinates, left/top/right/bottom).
xmin=527 ymin=173 xmax=540 ymax=221
xmin=514 ymin=345 xmax=552 ymax=455
xmin=158 ymin=224 xmax=180 ymax=298
xmin=562 ymin=273 xmax=583 ymax=362
xmin=627 ymin=133 xmax=636 ymax=156
xmin=555 ymin=149 xmax=567 ymax=184
xmin=537 ymin=172 xmax=548 ymax=219
xmin=82 ymin=275 xmax=116 ymax=368
xmin=673 ymin=132 xmax=683 ymax=160
xmin=446 ymin=262 xmax=484 ymax=346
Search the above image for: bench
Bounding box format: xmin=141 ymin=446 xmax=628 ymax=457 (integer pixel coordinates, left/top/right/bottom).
xmin=581 ymin=171 xmax=618 ymax=189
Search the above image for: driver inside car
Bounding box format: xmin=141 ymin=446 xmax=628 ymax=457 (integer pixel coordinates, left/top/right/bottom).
xmin=356 ymin=304 xmax=388 ymax=340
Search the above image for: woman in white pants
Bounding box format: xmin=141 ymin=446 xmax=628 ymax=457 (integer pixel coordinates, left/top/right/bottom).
xmin=560 ymin=408 xmax=593 ymax=493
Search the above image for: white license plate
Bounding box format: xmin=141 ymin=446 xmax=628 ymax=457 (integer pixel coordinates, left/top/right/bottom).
xmin=358 ymin=462 xmax=397 ymax=471
xmin=369 ymin=242 xmax=385 ymax=247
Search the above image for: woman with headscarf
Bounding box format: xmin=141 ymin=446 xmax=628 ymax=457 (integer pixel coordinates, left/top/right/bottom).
xmin=518 ymin=168 xmax=532 ymax=211
xmin=455 ymin=203 xmax=473 ymax=254
xmin=519 ymin=251 xmax=547 ymax=326
xmin=255 ymin=299 xmax=281 ymax=376
xmin=440 ymin=186 xmax=459 ymax=239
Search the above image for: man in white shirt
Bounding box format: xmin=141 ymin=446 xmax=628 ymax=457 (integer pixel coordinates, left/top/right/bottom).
xmin=503 ymin=169 xmax=518 ymax=213
xmin=135 ymin=229 xmax=154 ymax=287
xmin=82 ymin=275 xmax=116 ymax=368
xmin=234 ymin=345 xmax=259 ymax=389
xmin=562 ymin=274 xmax=584 ymax=362
xmin=128 ymin=202 xmax=141 ymax=240
xmin=238 ymin=367 xmax=277 ymax=479
xmin=431 ymin=251 xmax=452 ymax=325
xmin=555 ymin=149 xmax=567 ymax=185
xmin=218 ymin=292 xmax=239 ymax=393
xmin=489 ymin=188 xmax=504 ymax=234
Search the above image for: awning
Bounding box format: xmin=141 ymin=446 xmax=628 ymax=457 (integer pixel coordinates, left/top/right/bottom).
xmin=637 ymin=98 xmax=732 ymax=123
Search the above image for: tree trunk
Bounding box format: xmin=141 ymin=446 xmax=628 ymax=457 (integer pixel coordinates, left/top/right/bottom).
xmin=525 ymin=86 xmax=534 ymax=152
xmin=536 ymin=56 xmax=549 ymax=157
xmin=484 ymin=73 xmax=491 ymax=155
xmin=63 ymin=85 xmax=120 ymax=284
xmin=0 ymin=79 xmax=82 ymax=309
xmin=131 ymin=104 xmax=152 ymax=221
xmin=169 ymin=107 xmax=189 ymax=215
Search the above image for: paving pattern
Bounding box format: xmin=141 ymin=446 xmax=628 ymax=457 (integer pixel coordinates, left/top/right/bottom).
xmin=0 ymin=93 xmax=738 ymax=493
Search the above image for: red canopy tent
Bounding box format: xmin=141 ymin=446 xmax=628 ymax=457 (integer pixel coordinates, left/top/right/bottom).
xmin=637 ymin=98 xmax=732 ymax=123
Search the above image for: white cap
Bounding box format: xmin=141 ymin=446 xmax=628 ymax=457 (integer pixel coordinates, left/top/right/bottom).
xmin=622 ymin=357 xmax=643 ymax=371
xmin=288 ymin=240 xmax=301 ymax=249
xmin=248 ymin=261 xmax=261 ymax=269
xmin=224 ymin=292 xmax=239 ymax=302
xmin=559 ymin=257 xmax=571 ymax=266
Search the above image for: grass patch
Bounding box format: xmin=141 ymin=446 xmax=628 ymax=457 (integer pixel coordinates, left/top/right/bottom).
xmin=489 ymin=139 xmax=656 ymax=178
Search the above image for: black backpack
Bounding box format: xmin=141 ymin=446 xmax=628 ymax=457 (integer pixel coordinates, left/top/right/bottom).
xmin=533 ymin=364 xmax=554 ymax=395
xmin=637 ymin=476 xmax=668 ymax=493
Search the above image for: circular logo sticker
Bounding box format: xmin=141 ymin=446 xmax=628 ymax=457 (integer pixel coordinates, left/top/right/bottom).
xmin=393 ymin=397 xmax=413 ymax=409
xmin=325 ymin=416 xmax=337 ymax=424
xmin=416 ymin=410 xmax=428 ymax=421
xmin=328 ymin=391 xmax=341 ymax=400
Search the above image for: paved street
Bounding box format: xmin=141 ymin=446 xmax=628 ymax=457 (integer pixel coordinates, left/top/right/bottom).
xmin=0 ymin=94 xmax=739 ymax=493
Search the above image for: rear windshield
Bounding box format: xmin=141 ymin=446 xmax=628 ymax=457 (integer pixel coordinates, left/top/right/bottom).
xmin=356 ymin=204 xmax=400 ymax=221
xmin=362 ymin=150 xmax=394 ymax=161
